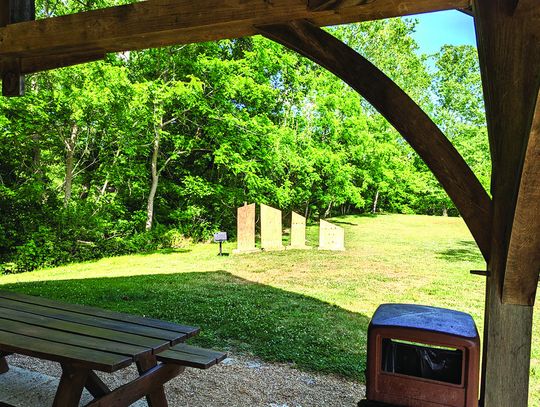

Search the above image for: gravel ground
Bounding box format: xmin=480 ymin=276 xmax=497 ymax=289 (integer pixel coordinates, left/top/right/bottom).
xmin=7 ymin=353 xmax=365 ymax=407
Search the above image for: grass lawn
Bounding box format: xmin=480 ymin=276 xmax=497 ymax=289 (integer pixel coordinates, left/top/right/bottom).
xmin=1 ymin=214 xmax=538 ymax=404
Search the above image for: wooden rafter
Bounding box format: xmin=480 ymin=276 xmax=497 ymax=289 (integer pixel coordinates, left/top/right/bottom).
xmin=0 ymin=0 xmax=470 ymax=62
xmin=502 ymin=93 xmax=540 ymax=306
xmin=258 ymin=20 xmax=492 ymax=260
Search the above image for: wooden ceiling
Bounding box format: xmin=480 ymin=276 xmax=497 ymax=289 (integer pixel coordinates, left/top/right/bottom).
xmin=0 ymin=0 xmax=471 ymax=75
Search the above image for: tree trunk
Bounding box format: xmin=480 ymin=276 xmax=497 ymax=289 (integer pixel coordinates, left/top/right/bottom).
xmin=372 ymin=189 xmax=379 ymax=214
xmin=64 ymin=124 xmax=78 ymax=207
xmin=145 ymin=121 xmax=161 ymax=231
xmin=323 ymin=201 xmax=333 ymax=218
xmin=442 ymin=207 xmax=448 ymax=217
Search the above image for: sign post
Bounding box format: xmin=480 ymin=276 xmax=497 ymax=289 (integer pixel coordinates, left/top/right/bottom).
xmin=214 ymin=232 xmax=228 ymax=256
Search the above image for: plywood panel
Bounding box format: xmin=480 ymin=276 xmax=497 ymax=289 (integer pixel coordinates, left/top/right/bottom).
xmin=234 ymin=203 xmax=257 ymax=254
xmin=289 ymin=212 xmax=311 ymax=249
xmin=319 ymin=220 xmax=345 ymax=251
xmin=260 ymin=204 xmax=284 ymax=251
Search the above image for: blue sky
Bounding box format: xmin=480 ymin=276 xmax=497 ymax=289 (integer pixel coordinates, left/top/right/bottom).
xmin=406 ymin=10 xmax=477 ymax=55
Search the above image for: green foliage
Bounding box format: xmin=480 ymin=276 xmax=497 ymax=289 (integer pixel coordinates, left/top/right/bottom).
xmin=0 ymin=5 xmax=491 ymax=272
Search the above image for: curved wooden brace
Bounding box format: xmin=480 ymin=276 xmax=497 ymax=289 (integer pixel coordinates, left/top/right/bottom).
xmin=258 ymin=20 xmax=492 ymax=261
xmin=502 ymin=91 xmax=540 ymax=306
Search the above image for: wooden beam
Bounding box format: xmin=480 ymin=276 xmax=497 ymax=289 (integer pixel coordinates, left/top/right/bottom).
xmin=502 ymin=92 xmax=540 ymax=305
xmin=473 ymin=0 xmax=540 ymax=405
xmin=258 ymin=20 xmax=492 ymax=261
xmin=308 ymin=0 xmax=376 ymax=12
xmin=12 ymin=53 xmax=106 ymax=75
xmin=0 ymin=0 xmax=470 ymax=63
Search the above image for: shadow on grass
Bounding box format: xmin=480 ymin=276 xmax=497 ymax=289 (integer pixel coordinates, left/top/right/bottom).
xmin=437 ymin=240 xmax=483 ymax=263
xmin=2 ymin=271 xmax=369 ymax=380
xmin=135 ymin=248 xmax=193 ymax=256
xmin=331 ymin=221 xmax=358 ymax=226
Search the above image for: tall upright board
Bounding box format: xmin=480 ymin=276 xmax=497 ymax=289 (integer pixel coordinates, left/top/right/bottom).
xmin=319 ymin=219 xmax=345 ymax=251
xmin=233 ymin=203 xmax=258 ymax=254
xmin=260 ymin=204 xmax=284 ymax=251
xmin=289 ymin=211 xmax=311 ymax=249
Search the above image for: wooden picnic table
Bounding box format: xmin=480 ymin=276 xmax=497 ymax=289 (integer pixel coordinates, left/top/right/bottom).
xmin=0 ymin=290 xmax=226 ymax=407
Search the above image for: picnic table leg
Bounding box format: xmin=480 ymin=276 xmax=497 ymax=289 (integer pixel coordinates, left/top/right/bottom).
xmin=53 ymin=364 xmax=89 ymax=407
xmin=85 ymin=371 xmax=111 ymax=398
xmin=136 ymin=354 xmax=168 ymax=407
xmin=0 ymin=353 xmax=10 ymax=374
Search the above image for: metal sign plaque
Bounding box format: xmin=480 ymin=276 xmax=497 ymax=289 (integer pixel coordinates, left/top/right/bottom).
xmin=214 ymin=232 xmax=228 ymax=242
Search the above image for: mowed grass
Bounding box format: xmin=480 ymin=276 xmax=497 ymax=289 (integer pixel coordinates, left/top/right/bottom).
xmin=1 ymin=214 xmax=538 ymax=403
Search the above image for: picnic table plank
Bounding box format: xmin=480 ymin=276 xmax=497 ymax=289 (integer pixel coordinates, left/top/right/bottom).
xmin=0 ymin=298 xmax=183 ymax=343
xmin=0 ymin=317 xmax=150 ymax=359
xmin=0 ymin=290 xmax=199 ymax=337
xmin=0 ymin=330 xmax=131 ymax=372
xmin=156 ymin=347 xmax=226 ymax=369
xmin=0 ymin=306 xmax=171 ymax=352
xmin=169 ymin=343 xmax=227 ymax=361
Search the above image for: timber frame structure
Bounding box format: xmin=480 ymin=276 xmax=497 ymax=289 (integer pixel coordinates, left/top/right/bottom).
xmin=0 ymin=0 xmax=538 ymax=405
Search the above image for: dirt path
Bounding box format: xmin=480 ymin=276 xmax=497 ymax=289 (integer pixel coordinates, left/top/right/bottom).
xmin=8 ymin=354 xmax=365 ymax=406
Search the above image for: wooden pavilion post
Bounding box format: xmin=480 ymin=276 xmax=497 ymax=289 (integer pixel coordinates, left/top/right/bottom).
xmin=473 ymin=1 xmax=540 ymax=406
xmin=0 ymin=0 xmax=35 ymax=96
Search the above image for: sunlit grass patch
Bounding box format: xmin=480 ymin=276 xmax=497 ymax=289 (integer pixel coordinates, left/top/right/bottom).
xmin=1 ymin=214 xmax=538 ymax=403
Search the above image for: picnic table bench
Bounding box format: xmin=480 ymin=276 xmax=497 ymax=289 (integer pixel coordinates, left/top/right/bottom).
xmin=0 ymin=290 xmax=226 ymax=407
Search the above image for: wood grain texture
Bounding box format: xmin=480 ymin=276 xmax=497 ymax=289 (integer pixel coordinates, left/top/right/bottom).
xmin=308 ymin=0 xmax=376 ymax=11
xmin=260 ymin=204 xmax=284 ymax=251
xmin=473 ymin=0 xmax=540 ymax=405
xmin=0 ymin=317 xmax=150 ymax=359
xmin=19 ymin=53 xmax=105 ymax=75
xmin=156 ymin=343 xmax=227 ymax=369
xmin=0 ymin=297 xmax=184 ymax=342
xmin=259 ymin=20 xmax=492 ymax=260
xmin=0 ymin=329 xmax=132 ymax=372
xmin=0 ymin=0 xmax=470 ymax=61
xmin=0 ymin=290 xmax=199 ymax=336
xmin=503 ymin=92 xmax=540 ymax=305
xmin=235 ymin=203 xmax=257 ymax=253
xmin=0 ymin=306 xmax=171 ymax=352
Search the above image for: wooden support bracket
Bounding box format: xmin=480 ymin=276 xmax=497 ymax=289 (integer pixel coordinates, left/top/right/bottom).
xmin=85 ymin=363 xmax=183 ymax=407
xmin=258 ymin=20 xmax=493 ymax=261
xmin=502 ymin=91 xmax=540 ymax=305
